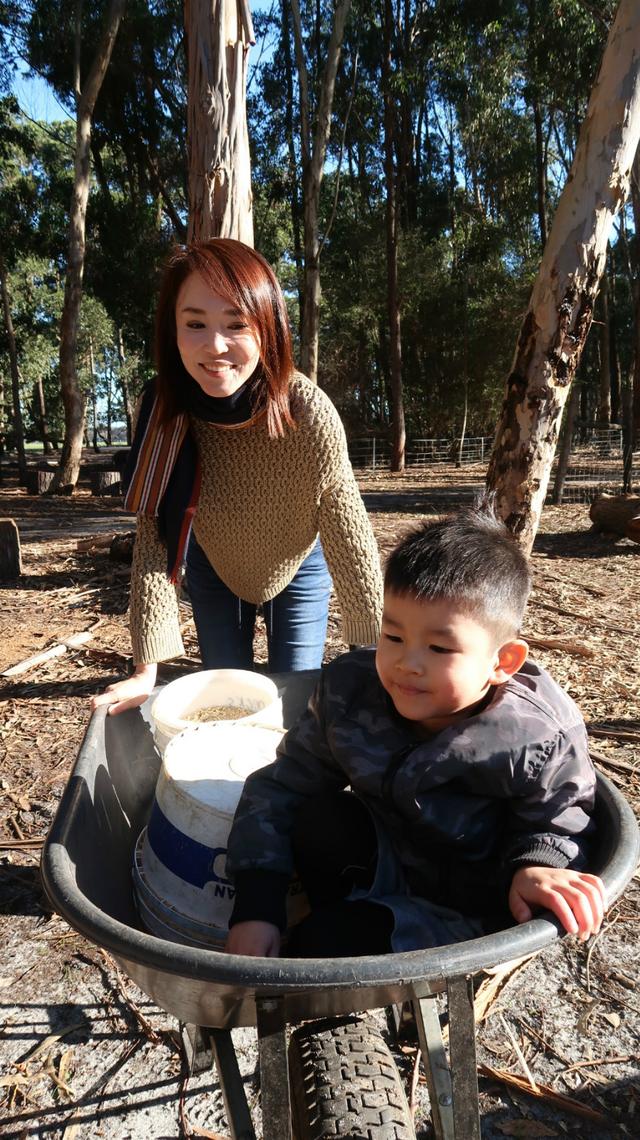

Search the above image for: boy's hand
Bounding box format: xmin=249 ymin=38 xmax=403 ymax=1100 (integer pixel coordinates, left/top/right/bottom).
xmin=225 ymin=921 xmax=281 ymax=957
xmin=509 ymin=865 xmax=606 ymax=941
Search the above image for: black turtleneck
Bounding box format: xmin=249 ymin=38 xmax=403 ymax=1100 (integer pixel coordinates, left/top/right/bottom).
xmin=184 ymin=372 xmax=265 ymax=426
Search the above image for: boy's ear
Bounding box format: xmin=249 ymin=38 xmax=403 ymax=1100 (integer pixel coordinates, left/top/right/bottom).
xmin=490 ymin=638 xmax=529 ymax=684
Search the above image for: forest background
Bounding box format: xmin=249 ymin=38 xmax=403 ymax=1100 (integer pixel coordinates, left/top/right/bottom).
xmin=0 ymin=0 xmax=635 ymax=465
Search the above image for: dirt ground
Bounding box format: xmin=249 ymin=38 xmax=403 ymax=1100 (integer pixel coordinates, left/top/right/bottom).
xmin=0 ymin=464 xmax=639 ymax=1139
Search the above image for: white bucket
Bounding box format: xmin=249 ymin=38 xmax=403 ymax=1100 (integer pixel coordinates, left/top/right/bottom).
xmin=133 ymin=722 xmax=307 ymax=948
xmin=150 ymin=669 xmax=282 ymax=756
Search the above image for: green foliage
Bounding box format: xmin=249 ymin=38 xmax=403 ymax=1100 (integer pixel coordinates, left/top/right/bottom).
xmin=0 ymin=0 xmax=630 ymax=449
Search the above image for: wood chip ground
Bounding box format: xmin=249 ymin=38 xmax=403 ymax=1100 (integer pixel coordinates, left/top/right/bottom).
xmin=0 ymin=467 xmax=638 ymax=1138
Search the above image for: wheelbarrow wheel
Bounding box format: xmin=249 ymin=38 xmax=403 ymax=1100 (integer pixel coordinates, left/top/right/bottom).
xmin=289 ymin=1015 xmax=416 ymax=1139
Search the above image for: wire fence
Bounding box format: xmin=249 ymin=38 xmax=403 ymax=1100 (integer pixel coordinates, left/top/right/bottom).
xmin=551 ymin=429 xmax=638 ymax=502
xmin=348 ymin=429 xmax=639 ymax=503
xmin=348 ymin=436 xmax=493 ymax=470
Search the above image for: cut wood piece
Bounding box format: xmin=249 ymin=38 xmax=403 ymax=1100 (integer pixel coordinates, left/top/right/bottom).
xmin=2 ymin=631 xmax=93 ymax=677
xmin=0 ymin=518 xmax=22 ymax=578
xmin=589 ymin=494 xmax=640 ymax=538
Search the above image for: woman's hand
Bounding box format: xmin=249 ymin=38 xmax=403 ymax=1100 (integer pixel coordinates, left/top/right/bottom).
xmin=90 ymin=662 xmax=158 ymax=716
xmin=225 ymin=921 xmax=281 ymax=957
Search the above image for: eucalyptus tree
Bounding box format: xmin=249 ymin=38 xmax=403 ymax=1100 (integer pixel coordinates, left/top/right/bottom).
xmin=185 ymin=0 xmax=254 ymax=242
xmin=27 ymin=0 xmax=126 ymax=492
xmin=289 ymin=0 xmax=353 ymax=381
xmin=0 ymin=100 xmax=71 ymax=471
xmin=487 ymin=0 xmax=640 ymax=550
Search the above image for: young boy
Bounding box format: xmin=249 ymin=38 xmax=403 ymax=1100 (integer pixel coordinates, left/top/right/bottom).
xmin=225 ymin=503 xmax=605 ymax=958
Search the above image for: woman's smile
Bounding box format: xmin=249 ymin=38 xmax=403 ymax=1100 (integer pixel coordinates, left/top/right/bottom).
xmin=176 ymin=272 xmax=261 ymax=397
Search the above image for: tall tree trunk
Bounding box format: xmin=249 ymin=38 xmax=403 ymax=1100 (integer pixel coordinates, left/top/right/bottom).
xmin=552 ymin=379 xmax=580 ymax=504
xmin=533 ymin=98 xmax=547 ymax=249
xmin=382 ymin=0 xmax=404 ymax=471
xmin=280 ymin=0 xmax=304 ymax=322
xmin=630 ymin=147 xmax=640 ymax=447
xmin=52 ymin=0 xmax=126 ymax=493
xmin=486 ymin=0 xmax=640 ymax=551
xmin=185 ymin=0 xmax=254 ymax=243
xmin=0 ymin=256 xmax=27 ymax=483
xmin=89 ymin=338 xmax=99 ymax=451
xmin=106 ymin=355 xmax=113 ymax=446
xmin=596 ymin=264 xmax=612 ymax=427
xmin=117 ymin=327 xmax=134 ymax=443
xmin=0 ymin=371 xmax=5 ymax=459
xmin=34 ymin=376 xmax=52 ymax=453
xmin=291 ymin=0 xmax=352 ymax=382
xmin=608 ymin=249 xmax=622 ymax=423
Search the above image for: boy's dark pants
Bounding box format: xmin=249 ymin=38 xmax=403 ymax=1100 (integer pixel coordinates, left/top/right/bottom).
xmin=286 ymin=790 xmax=394 ymax=957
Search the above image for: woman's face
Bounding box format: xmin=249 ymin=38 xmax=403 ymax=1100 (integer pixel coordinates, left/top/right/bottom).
xmin=175 ymin=271 xmax=261 ymax=398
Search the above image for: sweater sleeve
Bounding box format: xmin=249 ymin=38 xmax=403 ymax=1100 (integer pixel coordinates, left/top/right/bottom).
xmin=501 ymin=727 xmax=597 ymax=875
xmin=316 ymin=466 xmax=383 ymax=648
xmin=129 ymin=514 xmax=185 ymax=664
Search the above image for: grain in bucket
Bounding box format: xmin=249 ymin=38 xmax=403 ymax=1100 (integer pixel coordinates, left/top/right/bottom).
xmin=150 ymin=669 xmax=283 ymax=756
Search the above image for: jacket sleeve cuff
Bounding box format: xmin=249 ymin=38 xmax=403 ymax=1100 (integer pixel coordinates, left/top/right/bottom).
xmin=228 ymin=870 xmax=291 ymax=932
xmin=507 ymin=841 xmax=570 ymax=873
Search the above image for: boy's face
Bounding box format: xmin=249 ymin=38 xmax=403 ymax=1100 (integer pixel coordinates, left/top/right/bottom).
xmin=376 ymin=590 xmax=514 ymax=733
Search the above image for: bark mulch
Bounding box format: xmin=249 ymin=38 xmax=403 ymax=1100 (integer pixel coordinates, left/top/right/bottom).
xmin=0 ymin=467 xmax=638 ymax=1138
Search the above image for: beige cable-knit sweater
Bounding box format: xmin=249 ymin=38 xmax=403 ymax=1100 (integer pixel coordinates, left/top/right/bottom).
xmin=129 ymin=374 xmax=383 ymax=664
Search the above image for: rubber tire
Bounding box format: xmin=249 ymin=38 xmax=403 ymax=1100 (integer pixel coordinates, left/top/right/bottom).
xmin=289 ymin=1015 xmax=416 ymax=1139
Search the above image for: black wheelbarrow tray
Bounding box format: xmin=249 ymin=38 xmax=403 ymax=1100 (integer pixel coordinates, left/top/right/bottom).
xmin=41 ymin=671 xmax=640 ymax=1140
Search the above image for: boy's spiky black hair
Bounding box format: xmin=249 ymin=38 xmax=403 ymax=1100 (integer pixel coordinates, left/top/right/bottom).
xmin=383 ymin=495 xmax=532 ymax=641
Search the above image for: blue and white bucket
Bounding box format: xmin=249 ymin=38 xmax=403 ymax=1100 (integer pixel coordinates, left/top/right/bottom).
xmin=133 ymin=722 xmax=304 ymax=949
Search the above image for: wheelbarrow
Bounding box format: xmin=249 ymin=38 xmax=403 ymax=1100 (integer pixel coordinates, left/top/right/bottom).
xmin=41 ymin=670 xmax=640 ymax=1139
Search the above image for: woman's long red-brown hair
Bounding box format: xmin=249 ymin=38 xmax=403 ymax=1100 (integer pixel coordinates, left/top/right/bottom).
xmin=154 ymin=239 xmax=296 ymax=438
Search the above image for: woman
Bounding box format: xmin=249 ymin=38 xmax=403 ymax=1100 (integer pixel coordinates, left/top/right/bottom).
xmin=92 ymin=239 xmax=383 ymax=714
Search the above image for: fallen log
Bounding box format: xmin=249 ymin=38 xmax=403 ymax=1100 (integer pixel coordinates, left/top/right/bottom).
xmin=589 ymin=493 xmax=640 ymax=543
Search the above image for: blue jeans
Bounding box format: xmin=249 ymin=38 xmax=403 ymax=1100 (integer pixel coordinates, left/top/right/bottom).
xmin=185 ymin=535 xmax=332 ymax=672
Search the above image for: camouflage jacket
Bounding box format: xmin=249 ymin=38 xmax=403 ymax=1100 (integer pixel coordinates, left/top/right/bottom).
xmin=226 ymin=649 xmax=596 ymax=930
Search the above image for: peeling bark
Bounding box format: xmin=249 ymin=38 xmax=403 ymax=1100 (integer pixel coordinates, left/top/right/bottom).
xmin=185 ymin=0 xmax=255 ymax=243
xmin=486 ymin=0 xmax=640 ymax=551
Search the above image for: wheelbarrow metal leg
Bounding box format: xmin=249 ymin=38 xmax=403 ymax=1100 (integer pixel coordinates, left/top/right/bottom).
xmin=447 ymin=975 xmax=481 ymax=1140
xmin=209 ymin=1028 xmax=257 ymax=1140
xmin=412 ymin=994 xmax=455 ymax=1140
xmin=256 ymin=996 xmax=291 ymax=1139
xmin=181 ymin=1023 xmax=213 ymax=1076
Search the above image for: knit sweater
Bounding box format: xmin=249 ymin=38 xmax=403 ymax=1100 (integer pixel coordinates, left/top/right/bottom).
xmin=129 ymin=374 xmax=383 ymax=664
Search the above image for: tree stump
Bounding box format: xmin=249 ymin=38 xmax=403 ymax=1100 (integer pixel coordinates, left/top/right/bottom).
xmin=0 ymin=518 xmax=22 ymax=578
xmin=90 ymin=469 xmax=122 ymax=496
xmin=25 ymin=468 xmax=56 ymax=494
xmin=589 ymin=494 xmax=640 ymax=543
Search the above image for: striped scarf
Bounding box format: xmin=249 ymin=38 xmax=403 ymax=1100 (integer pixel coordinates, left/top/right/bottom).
xmin=124 ymin=396 xmax=189 ymax=515
xmin=123 ymin=385 xmax=201 ymax=583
